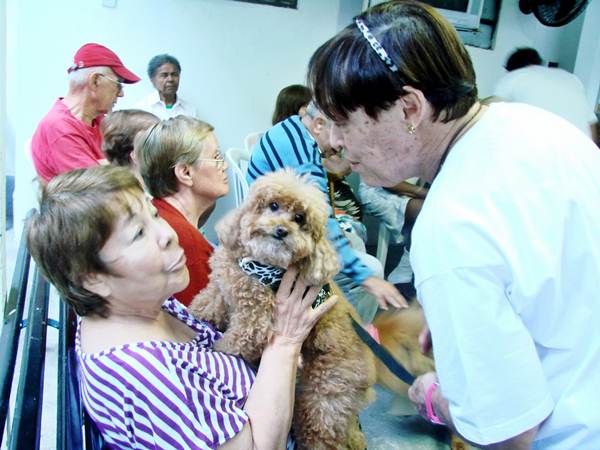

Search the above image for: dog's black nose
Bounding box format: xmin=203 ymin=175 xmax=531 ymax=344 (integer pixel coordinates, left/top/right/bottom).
xmin=274 ymin=226 xmax=288 ymax=239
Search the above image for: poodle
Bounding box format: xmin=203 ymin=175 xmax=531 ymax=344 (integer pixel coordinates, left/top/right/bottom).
xmin=190 ymin=170 xmax=376 ymax=450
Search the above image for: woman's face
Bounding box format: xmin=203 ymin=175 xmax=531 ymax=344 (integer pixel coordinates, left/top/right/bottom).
xmin=328 ymin=101 xmax=422 ymax=187
xmin=190 ymin=132 xmax=229 ymax=200
xmin=96 ymin=193 xmax=189 ymax=307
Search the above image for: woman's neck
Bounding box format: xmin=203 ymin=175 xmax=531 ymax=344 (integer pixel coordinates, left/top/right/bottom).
xmin=421 ymin=102 xmax=485 ymax=182
xmin=165 ymin=190 xmax=214 ymax=228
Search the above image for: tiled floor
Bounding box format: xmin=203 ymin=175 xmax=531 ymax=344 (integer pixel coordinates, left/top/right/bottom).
xmin=361 ymin=385 xmax=455 ymax=449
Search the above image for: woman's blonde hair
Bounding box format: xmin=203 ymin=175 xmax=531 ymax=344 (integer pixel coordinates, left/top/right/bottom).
xmin=136 ymin=115 xmax=215 ymax=198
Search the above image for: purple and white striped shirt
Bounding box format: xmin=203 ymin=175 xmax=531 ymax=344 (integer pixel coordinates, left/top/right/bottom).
xmin=76 ymin=298 xmax=295 ymax=449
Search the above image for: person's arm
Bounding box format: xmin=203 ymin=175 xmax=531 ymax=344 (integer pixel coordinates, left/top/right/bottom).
xmin=407 ymin=267 xmax=553 ymax=448
xmin=385 ymin=181 xmax=428 ymax=199
xmin=219 ymin=268 xmax=338 ymax=450
xmin=409 ymin=372 xmax=540 ymax=450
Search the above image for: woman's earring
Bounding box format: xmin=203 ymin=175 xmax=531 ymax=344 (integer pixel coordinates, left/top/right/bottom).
xmin=407 ymin=124 xmax=416 ymax=135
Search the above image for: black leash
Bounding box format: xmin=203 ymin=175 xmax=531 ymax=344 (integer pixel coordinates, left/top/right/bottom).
xmin=349 ymin=315 xmax=416 ymax=385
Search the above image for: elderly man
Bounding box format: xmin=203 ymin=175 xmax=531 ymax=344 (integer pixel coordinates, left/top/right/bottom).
xmin=136 ymin=54 xmax=198 ymax=119
xmin=246 ymin=102 xmax=406 ymax=324
xmin=31 ymin=43 xmax=139 ymax=182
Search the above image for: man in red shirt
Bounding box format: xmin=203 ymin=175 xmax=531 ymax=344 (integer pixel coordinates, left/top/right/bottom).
xmin=31 ymin=43 xmax=140 ymax=182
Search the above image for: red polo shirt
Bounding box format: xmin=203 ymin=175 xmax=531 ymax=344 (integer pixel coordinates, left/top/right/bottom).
xmin=31 ymin=99 xmax=103 ymax=182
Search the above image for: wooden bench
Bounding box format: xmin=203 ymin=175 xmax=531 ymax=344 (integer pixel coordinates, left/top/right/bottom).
xmin=0 ymin=211 xmax=104 ymax=449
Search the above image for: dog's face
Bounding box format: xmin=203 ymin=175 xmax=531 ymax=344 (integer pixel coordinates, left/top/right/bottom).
xmin=217 ymin=170 xmax=332 ymax=270
xmin=240 ymin=172 xmax=329 ymax=268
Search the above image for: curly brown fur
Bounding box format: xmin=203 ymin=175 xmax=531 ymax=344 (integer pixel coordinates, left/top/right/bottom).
xmin=374 ymin=302 xmax=469 ymax=450
xmin=190 ymin=170 xmax=375 ymax=449
xmin=373 ymin=301 xmax=435 ymax=396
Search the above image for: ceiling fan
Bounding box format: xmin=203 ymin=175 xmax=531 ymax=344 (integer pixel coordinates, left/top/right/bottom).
xmin=519 ymin=0 xmax=589 ymax=27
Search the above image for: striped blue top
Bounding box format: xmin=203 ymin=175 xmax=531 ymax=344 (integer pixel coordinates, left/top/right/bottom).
xmin=246 ymin=115 xmax=373 ymax=284
xmin=76 ymin=298 xmax=295 ymax=449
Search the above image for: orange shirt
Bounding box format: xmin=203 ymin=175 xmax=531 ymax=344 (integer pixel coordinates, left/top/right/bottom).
xmin=153 ymin=198 xmax=213 ymax=306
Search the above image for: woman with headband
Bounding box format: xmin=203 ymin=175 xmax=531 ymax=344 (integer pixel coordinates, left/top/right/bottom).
xmin=308 ymin=1 xmax=600 ymax=448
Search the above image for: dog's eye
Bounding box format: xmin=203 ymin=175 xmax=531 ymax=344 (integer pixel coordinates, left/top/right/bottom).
xmin=269 ymin=202 xmax=279 ymax=212
xmin=294 ymin=213 xmax=305 ymax=225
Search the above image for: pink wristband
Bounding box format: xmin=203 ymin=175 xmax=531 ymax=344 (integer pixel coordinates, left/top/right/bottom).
xmin=425 ymin=382 xmax=445 ymax=425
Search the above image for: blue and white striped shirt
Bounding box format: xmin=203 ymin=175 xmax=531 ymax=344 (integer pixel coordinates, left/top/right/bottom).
xmin=76 ymin=298 xmax=295 ymax=449
xmin=246 ymin=115 xmax=373 ymax=284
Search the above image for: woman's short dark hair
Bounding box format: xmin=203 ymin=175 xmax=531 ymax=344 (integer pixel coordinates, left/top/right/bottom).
xmin=27 ymin=166 xmax=144 ymax=317
xmin=505 ymin=48 xmax=542 ymax=72
xmin=271 ymin=84 xmax=312 ymax=125
xmin=308 ymin=0 xmax=477 ymax=123
xmin=147 ymin=54 xmax=181 ymax=79
xmin=101 ymin=109 xmax=159 ymax=166
xmin=137 ymin=116 xmax=215 ymax=199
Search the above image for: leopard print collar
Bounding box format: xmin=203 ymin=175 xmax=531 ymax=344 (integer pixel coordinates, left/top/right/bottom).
xmin=238 ymin=257 xmax=331 ymax=308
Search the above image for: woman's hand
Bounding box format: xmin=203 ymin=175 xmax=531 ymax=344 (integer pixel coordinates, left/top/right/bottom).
xmin=362 ymin=277 xmax=408 ymax=310
xmin=409 ymin=372 xmax=452 ymax=428
xmin=271 ymin=267 xmax=338 ymax=344
xmin=408 ymin=371 xmax=439 ymax=419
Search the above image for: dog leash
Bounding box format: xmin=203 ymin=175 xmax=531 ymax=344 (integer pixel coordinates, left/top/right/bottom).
xmin=349 ymin=314 xmax=416 ymax=385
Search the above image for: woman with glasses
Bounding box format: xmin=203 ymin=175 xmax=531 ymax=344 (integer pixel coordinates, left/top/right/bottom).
xmin=136 ymin=116 xmax=228 ymax=306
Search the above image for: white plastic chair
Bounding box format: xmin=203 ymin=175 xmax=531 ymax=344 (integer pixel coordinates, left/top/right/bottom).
xmin=225 ymin=147 xmax=251 ymax=208
xmin=243 ymin=132 xmax=262 ymax=153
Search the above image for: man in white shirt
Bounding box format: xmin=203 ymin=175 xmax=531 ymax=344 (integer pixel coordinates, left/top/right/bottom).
xmin=493 ymin=47 xmax=598 ymax=143
xmin=136 ymin=54 xmax=198 ymax=119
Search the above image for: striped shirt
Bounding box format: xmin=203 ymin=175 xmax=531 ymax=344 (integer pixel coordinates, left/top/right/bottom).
xmin=76 ymin=298 xmax=295 ymax=449
xmin=246 ymin=115 xmax=373 ymax=284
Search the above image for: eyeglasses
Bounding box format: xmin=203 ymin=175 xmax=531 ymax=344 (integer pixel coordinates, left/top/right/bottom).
xmin=98 ymin=73 xmax=123 ymax=93
xmin=196 ymin=152 xmax=226 ymax=169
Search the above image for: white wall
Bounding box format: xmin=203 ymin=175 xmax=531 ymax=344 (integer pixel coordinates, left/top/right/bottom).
xmin=574 ymin=0 xmax=600 ymax=110
xmin=6 ymin=0 xmax=599 ymax=238
xmin=7 ymin=0 xmax=343 ymax=237
xmin=468 ymin=0 xmax=587 ymax=98
xmin=1 ymin=0 xmax=7 ymax=305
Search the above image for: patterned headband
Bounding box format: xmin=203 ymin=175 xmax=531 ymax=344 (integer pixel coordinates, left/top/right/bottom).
xmin=355 ymin=18 xmax=399 ymax=73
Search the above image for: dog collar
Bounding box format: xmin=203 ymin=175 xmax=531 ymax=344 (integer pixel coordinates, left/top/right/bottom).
xmin=238 ymin=257 xmax=331 ymax=308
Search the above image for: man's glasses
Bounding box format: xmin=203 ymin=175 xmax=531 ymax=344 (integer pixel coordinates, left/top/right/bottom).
xmin=197 ymin=152 xmax=226 ymax=169
xmin=98 ymin=73 xmax=123 ymax=93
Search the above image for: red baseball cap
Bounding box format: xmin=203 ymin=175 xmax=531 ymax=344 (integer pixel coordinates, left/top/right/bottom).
xmin=68 ymin=43 xmax=140 ymax=84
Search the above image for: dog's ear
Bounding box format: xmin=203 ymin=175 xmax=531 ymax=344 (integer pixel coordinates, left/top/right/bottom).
xmin=299 ymin=235 xmax=340 ymax=285
xmin=215 ymin=207 xmax=244 ymax=249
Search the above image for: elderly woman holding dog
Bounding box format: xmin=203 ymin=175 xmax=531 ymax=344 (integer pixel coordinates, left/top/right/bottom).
xmin=308 ymin=1 xmax=600 ymax=448
xmin=28 ymin=165 xmax=336 ymax=449
xmin=136 ymin=116 xmax=226 ymax=306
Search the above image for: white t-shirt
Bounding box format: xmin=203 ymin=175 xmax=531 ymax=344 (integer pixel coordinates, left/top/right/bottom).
xmin=135 ymin=91 xmax=198 ymax=120
xmin=411 ymin=102 xmax=600 ymax=448
xmin=493 ymin=65 xmax=596 ymax=137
